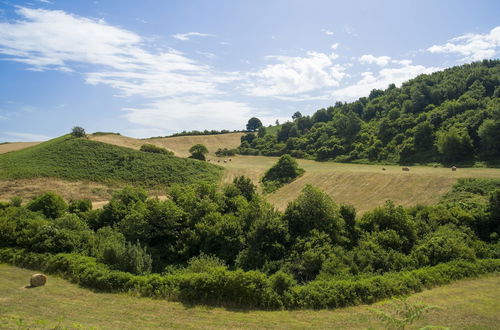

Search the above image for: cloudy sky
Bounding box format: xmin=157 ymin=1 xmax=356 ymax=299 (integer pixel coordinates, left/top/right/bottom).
xmin=0 ymin=0 xmax=499 ymax=141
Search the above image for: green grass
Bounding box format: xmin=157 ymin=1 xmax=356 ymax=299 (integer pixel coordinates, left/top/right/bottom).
xmin=0 ymin=135 xmax=223 ymax=187
xmin=0 ymin=264 xmax=498 ymax=329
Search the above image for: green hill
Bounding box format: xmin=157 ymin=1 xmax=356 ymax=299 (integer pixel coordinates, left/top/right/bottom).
xmin=239 ymin=60 xmax=500 ymax=165
xmin=0 ymin=135 xmax=222 ymax=186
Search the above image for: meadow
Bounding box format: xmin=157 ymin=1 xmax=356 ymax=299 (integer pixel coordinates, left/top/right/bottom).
xmin=0 ymin=264 xmax=498 ymax=329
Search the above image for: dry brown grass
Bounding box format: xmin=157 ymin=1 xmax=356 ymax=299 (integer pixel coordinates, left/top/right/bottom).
xmin=0 ymin=142 xmax=40 ymax=154
xmin=0 ymin=178 xmax=115 ymax=207
xmin=89 ymin=133 xmax=244 ymax=157
xmin=218 ymin=155 xmax=500 ymax=213
xmin=0 ymin=264 xmax=498 ymax=329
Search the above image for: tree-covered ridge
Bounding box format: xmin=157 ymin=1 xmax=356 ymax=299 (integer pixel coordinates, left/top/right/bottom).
xmin=238 ymin=60 xmax=500 ymax=164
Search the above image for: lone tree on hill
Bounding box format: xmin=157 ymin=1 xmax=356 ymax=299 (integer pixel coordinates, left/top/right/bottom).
xmin=246 ymin=117 xmax=263 ymax=131
xmin=189 ymin=144 xmax=209 ymax=160
xmin=71 ymin=126 xmax=86 ymax=138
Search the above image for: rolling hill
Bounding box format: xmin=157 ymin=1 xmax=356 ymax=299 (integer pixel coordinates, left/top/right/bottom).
xmin=0 ymin=135 xmax=222 ymax=187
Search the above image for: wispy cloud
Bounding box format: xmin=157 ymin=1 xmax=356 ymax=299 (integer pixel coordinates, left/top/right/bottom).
xmin=3 ymin=132 xmax=52 ymax=141
xmin=428 ymin=26 xmax=500 ymax=61
xmin=322 ymin=29 xmax=334 ymax=36
xmin=359 ymin=54 xmax=391 ymax=67
xmin=172 ymin=32 xmax=214 ymax=41
xmin=0 ymin=7 xmax=247 ymax=133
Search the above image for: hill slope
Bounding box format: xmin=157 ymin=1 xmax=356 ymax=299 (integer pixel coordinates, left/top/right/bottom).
xmin=239 ymin=60 xmax=500 ymax=164
xmin=89 ymin=132 xmax=244 ymax=157
xmin=221 ymin=156 xmax=500 ymax=212
xmin=0 ymin=135 xmax=222 ymax=187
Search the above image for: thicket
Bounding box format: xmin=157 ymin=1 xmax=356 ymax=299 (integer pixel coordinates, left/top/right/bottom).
xmin=215 ymin=148 xmax=237 ymax=157
xmin=261 ymin=154 xmax=305 ymax=193
xmin=139 ymin=143 xmax=174 ymax=156
xmin=237 ymin=60 xmax=500 ymax=164
xmin=0 ymin=135 xmax=222 ymax=187
xmin=1 ymin=177 xmax=499 ymax=309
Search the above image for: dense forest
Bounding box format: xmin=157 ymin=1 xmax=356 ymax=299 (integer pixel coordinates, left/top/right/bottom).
xmin=238 ymin=60 xmax=500 ymax=164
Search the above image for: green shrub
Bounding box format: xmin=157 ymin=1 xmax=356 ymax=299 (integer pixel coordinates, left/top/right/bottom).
xmin=27 ymin=192 xmax=67 ymax=219
xmin=262 ymin=154 xmax=304 ymax=192
xmin=140 ymin=143 xmax=174 ymax=155
xmin=68 ymin=198 xmax=92 ymax=214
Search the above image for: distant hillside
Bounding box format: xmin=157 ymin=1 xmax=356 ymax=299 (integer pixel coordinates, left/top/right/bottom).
xmin=0 ymin=135 xmax=222 ymax=186
xmin=239 ymin=60 xmax=500 ymax=165
xmin=90 ymin=132 xmax=244 ymax=158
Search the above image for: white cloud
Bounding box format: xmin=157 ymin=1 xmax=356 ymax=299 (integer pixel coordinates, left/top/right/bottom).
xmin=322 ymin=29 xmax=334 ymax=36
xmin=331 ymin=43 xmax=340 ymax=50
xmin=172 ymin=32 xmax=213 ymax=41
xmin=123 ymin=97 xmax=254 ymax=135
xmin=428 ymin=26 xmax=500 ymax=61
xmin=196 ymin=51 xmax=216 ymax=59
xmin=3 ymin=132 xmax=52 ymax=141
xmin=332 ymin=62 xmax=440 ymax=101
xmin=359 ymin=54 xmax=391 ymax=67
xmin=245 ymin=51 xmax=346 ymax=97
xmin=0 ymin=8 xmax=232 ymax=98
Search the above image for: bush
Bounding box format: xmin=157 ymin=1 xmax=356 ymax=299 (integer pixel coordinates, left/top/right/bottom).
xmin=189 ymin=144 xmax=209 ymax=161
xmin=27 ymin=192 xmax=67 ymax=219
xmin=215 ymin=148 xmax=236 ymax=157
xmin=262 ymin=154 xmax=304 ymax=192
xmin=71 ymin=126 xmax=86 ymax=138
xmin=140 ymin=144 xmax=174 ymax=156
xmin=68 ymin=199 xmax=92 ymax=214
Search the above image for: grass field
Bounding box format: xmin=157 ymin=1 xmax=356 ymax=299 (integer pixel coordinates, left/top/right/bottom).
xmin=220 ymin=155 xmax=500 ymax=213
xmin=0 ymin=264 xmax=498 ymax=329
xmin=0 ymin=142 xmax=41 ymax=154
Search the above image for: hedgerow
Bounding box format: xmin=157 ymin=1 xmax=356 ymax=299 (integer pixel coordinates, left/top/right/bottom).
xmin=1 ymin=248 xmax=498 ymax=309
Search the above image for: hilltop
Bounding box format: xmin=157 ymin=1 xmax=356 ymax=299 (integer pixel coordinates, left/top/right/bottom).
xmin=0 ymin=135 xmax=222 ymax=187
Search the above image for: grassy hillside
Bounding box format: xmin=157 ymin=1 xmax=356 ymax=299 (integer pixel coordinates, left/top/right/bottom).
xmin=1 ymin=264 xmax=498 ymax=329
xmin=0 ymin=135 xmax=222 ymax=187
xmin=221 ymin=155 xmax=500 ymax=212
xmin=90 ymin=132 xmax=244 ymax=157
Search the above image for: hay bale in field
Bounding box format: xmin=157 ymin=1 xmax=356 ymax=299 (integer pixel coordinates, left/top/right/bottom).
xmin=30 ymin=274 xmax=47 ymax=287
xmin=402 ymin=167 xmax=410 ymax=171
xmin=382 ymin=167 xmax=386 ymax=171
xmin=433 ymin=164 xmax=439 ymax=168
xmin=451 ymin=166 xmax=457 ymax=171
xmin=224 ymin=160 xmax=227 ymax=163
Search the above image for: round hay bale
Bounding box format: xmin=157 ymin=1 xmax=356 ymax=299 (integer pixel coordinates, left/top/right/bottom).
xmin=382 ymin=167 xmax=386 ymax=171
xmin=30 ymin=274 xmax=47 ymax=287
xmin=451 ymin=166 xmax=457 ymax=171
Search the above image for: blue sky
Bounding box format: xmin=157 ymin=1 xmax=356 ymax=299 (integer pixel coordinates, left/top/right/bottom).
xmin=0 ymin=0 xmax=499 ymax=141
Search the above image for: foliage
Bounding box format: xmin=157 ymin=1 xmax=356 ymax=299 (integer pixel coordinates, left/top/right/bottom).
xmin=236 ymin=60 xmax=500 ymax=164
xmin=0 ymin=135 xmax=222 ymax=187
xmin=262 ymin=154 xmax=304 ymax=192
xmin=370 ymin=296 xmax=438 ymax=330
xmin=189 ymin=144 xmax=209 ymax=160
xmin=246 ymin=117 xmax=263 ymax=131
xmin=215 ymin=147 xmax=236 ymax=157
xmin=71 ymin=126 xmax=86 ymax=138
xmin=140 ymin=143 xmax=174 ymax=155
xmin=27 ymin=192 xmax=67 ymax=219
